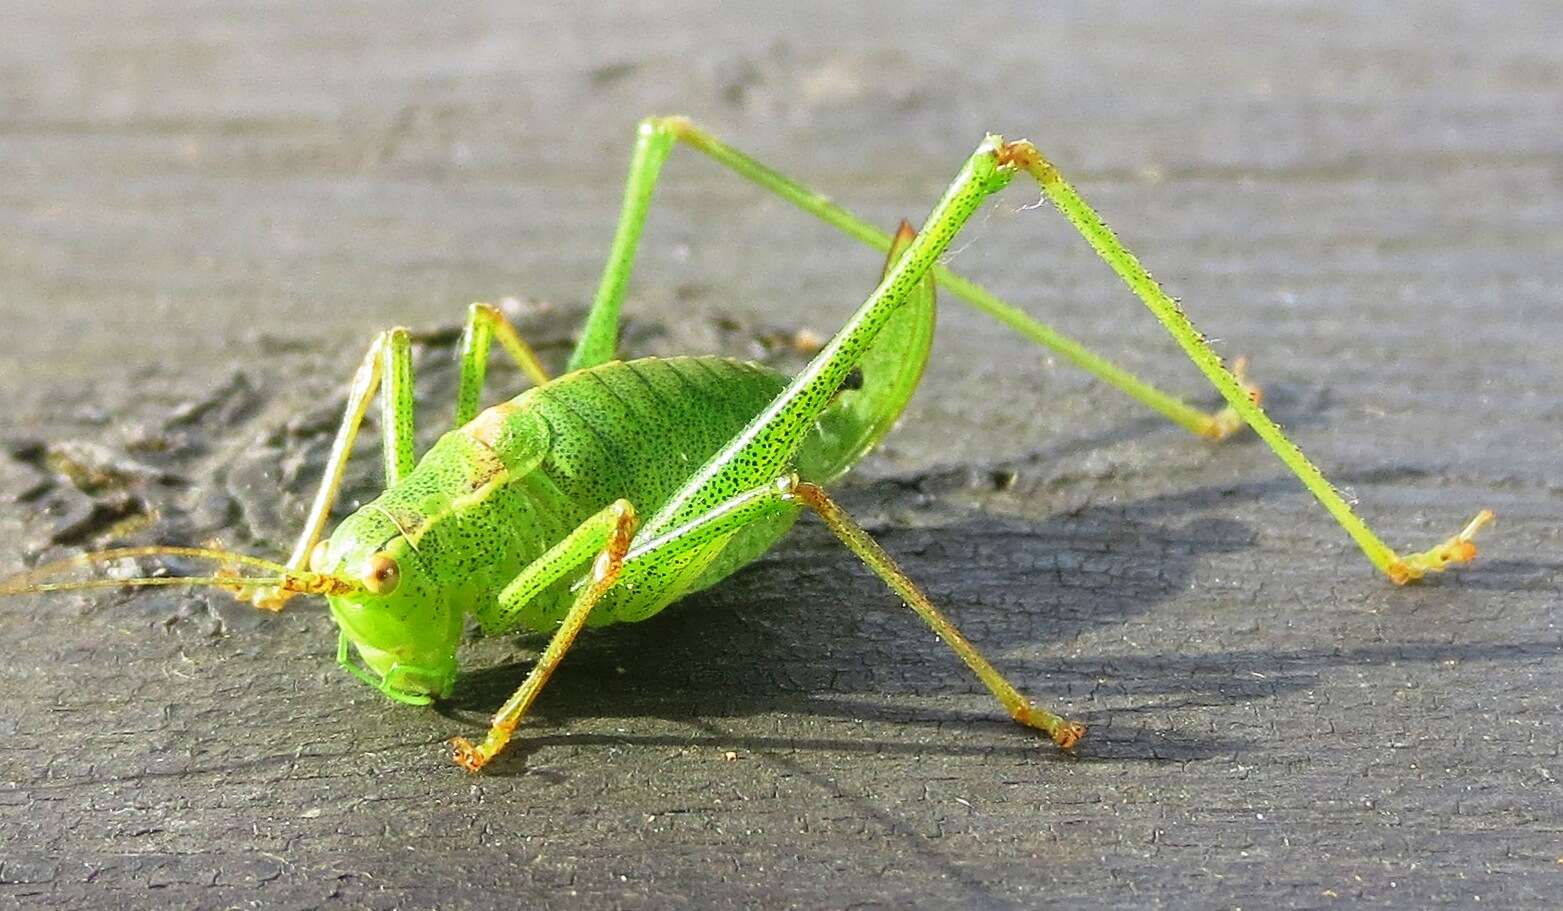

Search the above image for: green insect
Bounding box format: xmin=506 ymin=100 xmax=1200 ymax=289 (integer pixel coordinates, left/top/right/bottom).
xmin=1 ymin=117 xmax=1493 ymax=772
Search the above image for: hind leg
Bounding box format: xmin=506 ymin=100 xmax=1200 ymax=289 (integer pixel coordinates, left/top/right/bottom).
xmin=618 ymin=475 xmax=1085 ymax=749
xmin=568 ymin=117 xmax=1236 ymax=440
xmin=638 ymin=132 xmax=1489 ymax=584
xmin=992 ymin=140 xmax=1492 ymax=583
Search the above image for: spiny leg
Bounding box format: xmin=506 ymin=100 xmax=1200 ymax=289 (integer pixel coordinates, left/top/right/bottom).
xmin=251 ymin=327 xmax=415 ymax=610
xmin=799 ymin=218 xmax=937 ymax=485
xmin=259 ymin=303 xmax=552 ymax=611
xmin=567 ymin=122 xmax=675 ymax=372
xmin=991 ymin=140 xmax=1493 ymax=583
xmin=570 ymin=115 xmax=1236 ymax=439
xmin=635 ymin=132 xmax=1489 ymax=587
xmin=454 ymin=302 xmax=552 ymax=426
xmin=381 ymin=327 xmax=415 ymax=484
xmin=641 ymin=136 xmax=1014 ymax=539
xmin=451 ymin=499 xmax=639 ymax=771
xmin=617 ymin=475 xmax=1083 ymax=749
xmin=789 ymin=480 xmax=1084 ymax=746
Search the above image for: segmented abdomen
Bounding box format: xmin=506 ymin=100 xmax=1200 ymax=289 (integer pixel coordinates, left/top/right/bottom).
xmin=473 ymin=355 xmax=793 ymax=631
xmin=528 ymin=356 xmax=786 ymax=520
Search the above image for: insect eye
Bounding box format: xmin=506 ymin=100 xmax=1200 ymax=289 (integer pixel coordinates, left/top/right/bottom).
xmin=308 ymin=540 xmax=333 ymax=574
xmin=361 ymin=554 xmax=401 ymax=595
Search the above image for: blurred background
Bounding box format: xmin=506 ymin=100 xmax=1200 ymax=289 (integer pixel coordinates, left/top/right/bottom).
xmin=1 ymin=2 xmax=1560 ymax=907
xmin=4 ymin=2 xmax=1559 ymax=472
xmin=4 ymin=2 xmax=1561 ymax=472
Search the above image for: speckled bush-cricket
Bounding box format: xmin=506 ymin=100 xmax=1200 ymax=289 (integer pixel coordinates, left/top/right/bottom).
xmin=1 ymin=117 xmax=1494 ymax=771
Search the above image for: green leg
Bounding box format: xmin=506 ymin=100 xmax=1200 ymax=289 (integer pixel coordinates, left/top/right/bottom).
xmin=644 ymin=136 xmax=1015 ymax=538
xmin=259 ymin=304 xmax=552 ymax=612
xmin=252 ymin=327 xmax=416 ymax=610
xmin=381 ymin=327 xmax=415 ymax=485
xmin=567 ymin=121 xmax=675 ymax=373
xmin=621 ymin=474 xmax=1084 ymax=748
xmin=992 ymin=141 xmax=1493 ymax=583
xmin=647 ymin=131 xmax=1487 ymax=584
xmin=454 ymin=302 xmax=552 ymax=426
xmin=452 ymin=499 xmax=639 ymax=771
xmin=789 ymin=480 xmax=1085 ymax=746
xmin=571 ymin=115 xmax=1236 ymax=438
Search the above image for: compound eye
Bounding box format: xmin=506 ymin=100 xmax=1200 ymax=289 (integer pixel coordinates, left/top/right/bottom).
xmin=308 ymin=540 xmax=333 ymax=574
xmin=361 ymin=554 xmax=401 ymax=595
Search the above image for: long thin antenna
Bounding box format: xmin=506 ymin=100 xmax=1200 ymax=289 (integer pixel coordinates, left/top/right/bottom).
xmin=5 ymin=576 xmax=288 ymax=595
xmin=0 ymin=545 xmax=352 ymax=600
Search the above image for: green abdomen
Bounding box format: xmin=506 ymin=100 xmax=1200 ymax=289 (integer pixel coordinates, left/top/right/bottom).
xmin=462 ymin=356 xmax=799 ymax=631
xmin=530 ymin=357 xmax=787 ymax=524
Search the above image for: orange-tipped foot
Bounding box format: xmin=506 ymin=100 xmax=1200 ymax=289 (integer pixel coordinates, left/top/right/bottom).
xmin=1387 ymin=509 xmax=1495 ymax=585
xmin=1013 ymin=703 xmax=1087 ymax=751
xmin=450 ymin=736 xmax=492 ymax=773
xmin=451 ymin=722 xmax=518 ymax=772
xmin=233 ymin=567 xmax=355 ymax=611
xmin=1051 ymin=720 xmax=1088 ymax=751
xmin=1203 ymin=356 xmax=1264 ymax=441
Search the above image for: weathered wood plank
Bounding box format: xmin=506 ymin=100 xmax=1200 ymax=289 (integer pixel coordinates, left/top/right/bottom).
xmin=1 ymin=1 xmax=1559 ymax=907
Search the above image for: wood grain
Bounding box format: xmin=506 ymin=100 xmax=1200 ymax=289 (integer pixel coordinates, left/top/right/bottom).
xmin=1 ymin=1 xmax=1559 ymax=907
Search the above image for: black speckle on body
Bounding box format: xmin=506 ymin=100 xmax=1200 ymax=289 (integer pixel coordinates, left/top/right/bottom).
xmin=370 ymin=356 xmax=802 ymax=632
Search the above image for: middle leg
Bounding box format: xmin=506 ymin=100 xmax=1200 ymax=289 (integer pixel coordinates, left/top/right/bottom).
xmin=453 ymin=302 xmax=552 ymax=426
xmin=452 ymin=498 xmax=640 ymax=771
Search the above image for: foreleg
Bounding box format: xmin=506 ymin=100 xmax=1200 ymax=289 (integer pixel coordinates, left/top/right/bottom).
xmin=252 ymin=327 xmax=415 ymax=610
xmin=451 ymin=499 xmax=639 ymax=771
xmin=453 ymin=302 xmax=552 ymax=426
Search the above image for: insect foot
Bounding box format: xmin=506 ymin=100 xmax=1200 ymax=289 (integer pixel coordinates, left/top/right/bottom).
xmin=238 ymin=569 xmax=356 ymax=612
xmin=1386 ymin=509 xmax=1495 ymax=585
xmin=243 ymin=586 xmax=291 ymax=612
xmin=449 ymin=736 xmax=494 ymax=773
xmin=1050 ymin=720 xmax=1088 ymax=751
xmin=1011 ymin=703 xmax=1088 ymax=751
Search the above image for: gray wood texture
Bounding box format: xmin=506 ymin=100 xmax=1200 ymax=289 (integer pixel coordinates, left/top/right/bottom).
xmin=1 ymin=1 xmax=1559 ymax=907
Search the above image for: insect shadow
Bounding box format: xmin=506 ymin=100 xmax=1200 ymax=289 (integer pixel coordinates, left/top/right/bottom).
xmin=436 ymin=468 xmax=1260 ymax=770
xmin=439 ymin=442 xmax=1542 ymax=775
xmin=11 ymin=309 xmax=1530 ymax=773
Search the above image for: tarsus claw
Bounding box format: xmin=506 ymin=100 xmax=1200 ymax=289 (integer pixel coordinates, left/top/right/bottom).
xmin=1051 ymin=721 xmax=1088 ymax=750
xmin=1388 ymin=509 xmax=1495 ymax=584
xmin=450 ymin=737 xmax=489 ymax=773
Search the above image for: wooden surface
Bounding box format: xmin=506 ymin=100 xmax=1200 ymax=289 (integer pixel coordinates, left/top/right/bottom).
xmin=1 ymin=1 xmax=1560 ymax=907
